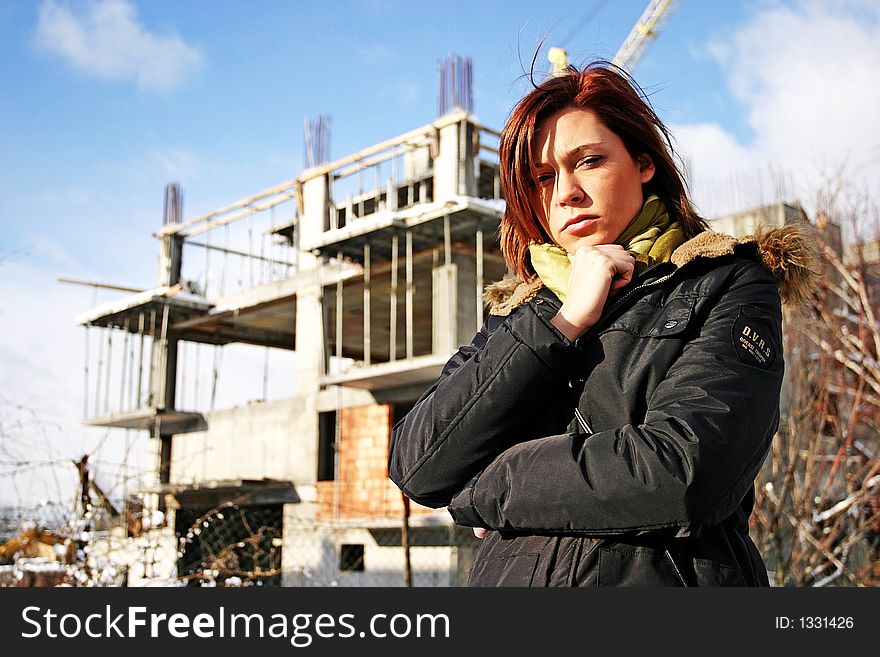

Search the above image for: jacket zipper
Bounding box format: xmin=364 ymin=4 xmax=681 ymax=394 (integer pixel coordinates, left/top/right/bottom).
xmin=573 ymin=407 xmax=593 ymax=435
xmin=561 ymin=266 xmax=678 ymax=439
xmin=544 ymin=265 xmax=691 ymax=584
xmin=665 ymin=549 xmax=689 ymax=587
xmin=580 ymin=269 xmax=678 ymax=342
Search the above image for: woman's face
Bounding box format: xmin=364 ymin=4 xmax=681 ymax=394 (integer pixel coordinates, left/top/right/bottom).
xmin=533 ymin=107 xmax=655 ymax=253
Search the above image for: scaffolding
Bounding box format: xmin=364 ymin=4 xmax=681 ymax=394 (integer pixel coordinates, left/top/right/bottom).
xmin=78 ymin=110 xmax=505 ymax=419
xmin=74 ymin=107 xmax=508 ymax=586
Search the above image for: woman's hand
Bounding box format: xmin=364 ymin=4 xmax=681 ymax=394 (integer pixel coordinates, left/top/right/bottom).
xmin=549 ymin=244 xmax=635 ymax=341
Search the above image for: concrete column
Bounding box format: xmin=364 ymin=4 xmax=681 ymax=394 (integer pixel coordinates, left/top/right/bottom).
xmin=299 ymin=174 xmax=331 ymax=272
xmin=453 ymin=251 xmax=478 ymax=346
xmin=295 ymin=283 xmax=325 ymax=394
xmin=431 ymin=262 xmax=457 ymax=355
xmin=432 ymin=123 xmax=460 ymax=201
xmin=432 ymin=117 xmax=479 ymax=201
xmin=151 ymin=234 xmax=183 ymax=410
xmin=157 ymin=234 xmax=183 ymax=288
xmin=462 ymin=120 xmax=478 ymax=196
xmin=148 ymin=331 xmax=178 ymax=411
xmin=152 ymin=233 xmax=183 ymax=516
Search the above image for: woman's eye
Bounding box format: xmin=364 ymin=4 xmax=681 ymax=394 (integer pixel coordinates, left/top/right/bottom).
xmin=536 ymin=173 xmax=554 ymax=186
xmin=578 ymin=156 xmax=603 ymax=167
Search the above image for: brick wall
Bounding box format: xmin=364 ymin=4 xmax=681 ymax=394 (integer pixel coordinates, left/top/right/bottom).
xmin=316 ymin=403 xmax=432 ymax=520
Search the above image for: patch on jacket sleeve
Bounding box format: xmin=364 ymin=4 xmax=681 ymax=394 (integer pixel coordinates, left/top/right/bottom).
xmin=731 ymin=305 xmax=778 ymax=369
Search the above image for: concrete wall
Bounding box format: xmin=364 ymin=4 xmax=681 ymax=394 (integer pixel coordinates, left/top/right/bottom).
xmin=281 ymin=514 xmax=474 ymax=587
xmin=709 ymin=203 xmax=842 ymax=261
xmin=708 ymin=203 xmax=804 ymax=237
xmin=315 ymin=385 xmax=376 ymax=412
xmin=170 ymin=396 xmax=316 ymax=485
xmin=168 ymin=386 xmax=416 ymax=487
xmin=404 ymin=144 xmax=432 ymax=179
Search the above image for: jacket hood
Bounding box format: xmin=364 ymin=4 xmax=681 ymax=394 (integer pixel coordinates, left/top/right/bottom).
xmin=485 ymin=223 xmax=819 ymax=317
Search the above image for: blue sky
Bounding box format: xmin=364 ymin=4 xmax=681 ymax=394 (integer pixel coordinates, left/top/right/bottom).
xmin=1 ymin=0 xmax=878 ymax=506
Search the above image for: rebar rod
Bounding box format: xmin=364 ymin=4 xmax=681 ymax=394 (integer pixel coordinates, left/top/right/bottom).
xmin=364 ymin=243 xmax=371 ymax=366
xmin=476 ymin=227 xmax=484 ymax=328
xmin=406 ymin=231 xmax=413 ymax=359
xmin=390 ymin=233 xmax=399 ymax=362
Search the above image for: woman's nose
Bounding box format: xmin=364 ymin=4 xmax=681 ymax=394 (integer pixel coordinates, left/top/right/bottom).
xmin=556 ymin=171 xmax=585 ymax=206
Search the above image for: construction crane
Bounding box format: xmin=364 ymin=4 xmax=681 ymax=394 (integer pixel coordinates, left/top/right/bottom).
xmin=613 ymin=0 xmax=678 ymax=71
xmin=548 ymin=0 xmax=678 ymax=75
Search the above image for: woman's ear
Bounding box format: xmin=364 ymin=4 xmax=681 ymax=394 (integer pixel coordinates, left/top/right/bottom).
xmin=637 ymin=154 xmax=655 ymax=184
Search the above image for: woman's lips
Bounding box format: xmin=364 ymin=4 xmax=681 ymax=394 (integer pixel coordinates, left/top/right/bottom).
xmin=563 ymin=216 xmax=599 ymax=236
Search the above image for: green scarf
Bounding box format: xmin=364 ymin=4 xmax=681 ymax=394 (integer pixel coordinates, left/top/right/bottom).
xmin=528 ymin=195 xmax=686 ymax=302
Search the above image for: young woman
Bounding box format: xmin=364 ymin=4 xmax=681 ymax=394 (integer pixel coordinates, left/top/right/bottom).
xmin=388 ymin=62 xmax=815 ymax=586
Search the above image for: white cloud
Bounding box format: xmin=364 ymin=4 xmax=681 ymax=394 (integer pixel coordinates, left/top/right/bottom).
xmin=672 ymin=122 xmax=752 ymax=182
xmin=674 ymin=1 xmax=880 ymax=219
xmin=34 ymin=0 xmax=205 ymax=93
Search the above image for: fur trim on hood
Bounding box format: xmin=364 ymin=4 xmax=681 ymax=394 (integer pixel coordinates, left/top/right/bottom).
xmin=484 ymin=223 xmax=820 ymax=317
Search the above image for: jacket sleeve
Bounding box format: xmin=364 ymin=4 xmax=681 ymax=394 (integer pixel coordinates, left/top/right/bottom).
xmin=388 ymin=297 xmax=587 ymax=507
xmin=447 ymin=262 xmax=785 ymax=538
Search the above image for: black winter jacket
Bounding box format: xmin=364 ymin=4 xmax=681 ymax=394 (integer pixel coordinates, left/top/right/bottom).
xmin=388 ymin=227 xmax=815 ymax=586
